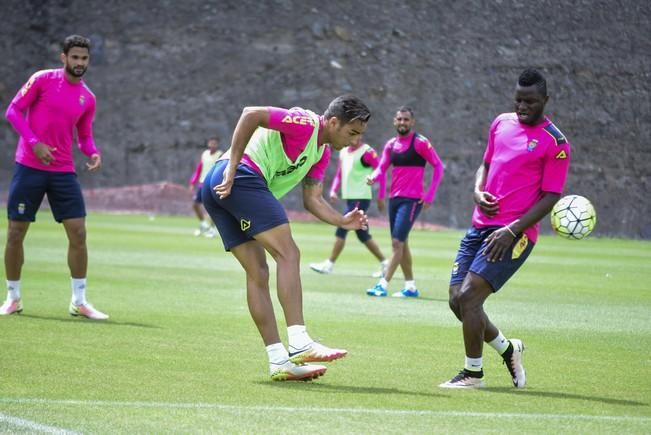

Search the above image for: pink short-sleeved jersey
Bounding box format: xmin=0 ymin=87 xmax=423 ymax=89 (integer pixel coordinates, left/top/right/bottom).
xmin=472 ymin=113 xmax=571 ymax=243
xmin=240 ymin=107 xmax=330 ymax=181
xmin=5 ymin=68 xmax=98 ymax=173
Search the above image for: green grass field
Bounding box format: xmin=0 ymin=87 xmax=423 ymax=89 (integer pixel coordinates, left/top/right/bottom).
xmin=1 ymin=213 xmax=650 ymax=434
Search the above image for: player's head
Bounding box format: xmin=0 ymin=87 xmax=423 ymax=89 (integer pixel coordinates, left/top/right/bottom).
xmin=61 ymin=34 xmax=90 ymax=79
xmin=514 ymin=68 xmax=549 ymax=125
xmin=323 ymin=95 xmax=371 ymax=150
xmin=394 ymin=106 xmax=415 ymax=136
xmin=207 ymin=136 xmax=220 ymax=151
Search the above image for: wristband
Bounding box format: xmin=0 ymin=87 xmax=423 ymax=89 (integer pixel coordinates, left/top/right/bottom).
xmin=504 ymin=225 xmax=517 ymax=237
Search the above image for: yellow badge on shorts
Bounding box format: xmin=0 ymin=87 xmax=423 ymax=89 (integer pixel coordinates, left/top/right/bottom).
xmin=240 ymin=218 xmax=251 ymax=232
xmin=511 ymin=234 xmax=529 ymax=260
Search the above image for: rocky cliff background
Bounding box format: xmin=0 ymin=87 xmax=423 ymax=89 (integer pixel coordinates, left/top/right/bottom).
xmin=1 ymin=0 xmax=650 ymax=237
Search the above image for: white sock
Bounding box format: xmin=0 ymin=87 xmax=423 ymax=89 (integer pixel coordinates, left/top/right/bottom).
xmin=287 ymin=324 xmax=313 ymax=351
xmin=325 ymin=259 xmax=335 ymax=266
xmin=71 ymin=278 xmax=87 ymax=306
xmin=378 ymin=278 xmax=389 ymax=289
xmin=200 ymin=220 xmax=210 ymax=230
xmin=488 ymin=331 xmax=510 ymax=355
xmin=6 ymin=280 xmax=20 ymax=301
xmin=404 ymin=280 xmax=416 ymax=290
xmin=381 ymin=259 xmax=388 ymax=266
xmin=266 ymin=343 xmax=289 ymax=372
xmin=464 ymin=356 xmax=483 ymax=373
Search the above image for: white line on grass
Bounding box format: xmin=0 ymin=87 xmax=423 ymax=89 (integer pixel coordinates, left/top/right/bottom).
xmin=0 ymin=412 xmax=80 ymax=434
xmin=1 ymin=398 xmax=649 ymax=423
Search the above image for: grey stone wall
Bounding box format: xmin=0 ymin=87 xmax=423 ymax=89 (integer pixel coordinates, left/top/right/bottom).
xmin=1 ymin=0 xmax=650 ymax=237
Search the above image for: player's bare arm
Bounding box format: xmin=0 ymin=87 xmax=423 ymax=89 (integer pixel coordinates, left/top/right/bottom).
xmin=214 ymin=107 xmax=269 ymax=199
xmin=473 ymin=163 xmax=499 ymax=216
xmin=302 ymin=177 xmax=367 ymax=230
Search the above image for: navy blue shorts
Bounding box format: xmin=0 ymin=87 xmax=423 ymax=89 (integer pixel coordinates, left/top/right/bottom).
xmin=202 ymin=160 xmax=289 ymax=251
xmin=449 ymin=226 xmax=535 ymax=292
xmin=193 ymin=186 xmax=203 ymax=204
xmin=389 ymin=197 xmax=423 ymax=242
xmin=6 ymin=163 xmax=86 ymax=223
xmin=335 ymin=199 xmax=372 ymax=242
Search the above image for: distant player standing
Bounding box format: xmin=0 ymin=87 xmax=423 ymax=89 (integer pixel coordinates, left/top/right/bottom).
xmin=188 ymin=136 xmax=222 ymax=237
xmin=309 ymin=136 xmax=388 ymax=277
xmin=1 ymin=34 xmax=108 ymax=319
xmin=366 ymin=107 xmax=444 ymax=298
xmin=202 ymin=95 xmax=370 ymax=381
xmin=440 ymin=68 xmax=571 ymax=388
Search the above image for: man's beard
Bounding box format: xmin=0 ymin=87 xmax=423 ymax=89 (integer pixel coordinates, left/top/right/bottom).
xmin=66 ymin=65 xmax=87 ymax=77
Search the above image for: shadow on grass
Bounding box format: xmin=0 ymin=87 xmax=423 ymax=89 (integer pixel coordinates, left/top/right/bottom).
xmin=482 ymin=386 xmax=648 ymax=407
xmin=14 ymin=313 xmax=161 ymax=329
xmin=254 ymin=381 xmax=447 ymax=398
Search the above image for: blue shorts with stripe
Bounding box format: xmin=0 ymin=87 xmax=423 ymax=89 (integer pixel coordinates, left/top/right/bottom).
xmin=389 ymin=197 xmax=423 ymax=242
xmin=335 ymin=199 xmax=372 ymax=242
xmin=449 ymin=226 xmax=535 ymax=292
xmin=201 ymin=160 xmax=289 ymax=251
xmin=6 ymin=163 xmax=86 ymax=223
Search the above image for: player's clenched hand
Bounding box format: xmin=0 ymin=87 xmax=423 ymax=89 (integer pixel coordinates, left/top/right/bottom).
xmin=86 ymin=153 xmax=102 ymax=172
xmin=482 ymin=227 xmax=515 ymax=262
xmin=33 ymin=142 xmax=56 ymax=165
xmin=366 ymin=175 xmax=375 ymax=185
xmin=213 ymin=164 xmax=234 ymax=199
xmin=474 ymin=191 xmax=499 ymax=216
xmin=341 ymin=207 xmax=368 ymax=231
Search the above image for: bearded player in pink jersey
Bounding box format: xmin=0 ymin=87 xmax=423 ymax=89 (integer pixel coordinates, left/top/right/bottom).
xmin=1 ymin=35 xmax=108 ymax=320
xmin=202 ymin=95 xmax=370 ymax=381
xmin=366 ymin=106 xmax=445 ymax=298
xmin=440 ymin=69 xmax=571 ymax=388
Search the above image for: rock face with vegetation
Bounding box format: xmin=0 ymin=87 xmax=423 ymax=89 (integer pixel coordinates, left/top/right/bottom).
xmin=1 ymin=0 xmax=649 ymax=237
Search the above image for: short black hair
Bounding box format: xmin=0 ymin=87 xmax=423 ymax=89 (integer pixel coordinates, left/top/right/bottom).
xmin=323 ymin=95 xmax=371 ymax=124
xmin=518 ymin=68 xmax=547 ymax=97
xmin=207 ymin=136 xmax=220 ymax=143
xmin=396 ymin=106 xmax=414 ymax=117
xmin=62 ymin=34 xmax=90 ymax=54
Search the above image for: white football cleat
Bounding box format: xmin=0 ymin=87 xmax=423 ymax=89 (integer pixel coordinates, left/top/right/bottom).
xmin=270 ymin=361 xmax=327 ymax=381
xmin=288 ymin=341 xmax=347 ymax=364
xmin=309 ymin=260 xmax=333 ymax=274
xmin=439 ymin=369 xmax=484 ymax=389
xmin=0 ymin=299 xmax=23 ymax=315
xmin=69 ymin=302 xmax=109 ymax=320
xmin=503 ymin=338 xmax=526 ymax=388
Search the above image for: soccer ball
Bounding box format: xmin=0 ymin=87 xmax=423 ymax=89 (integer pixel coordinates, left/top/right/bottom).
xmin=550 ymin=195 xmax=597 ymax=240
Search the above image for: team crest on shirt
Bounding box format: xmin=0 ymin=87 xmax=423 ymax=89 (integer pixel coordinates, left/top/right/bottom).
xmin=526 ymin=139 xmax=538 ymax=152
xmin=79 ymin=95 xmax=86 ymax=106
xmin=240 ymin=218 xmax=251 ymax=232
xmin=555 ymin=150 xmax=567 ymax=159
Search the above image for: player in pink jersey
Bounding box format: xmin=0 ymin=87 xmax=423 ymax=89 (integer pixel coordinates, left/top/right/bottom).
xmin=440 ymin=69 xmax=571 ymax=389
xmin=1 ymin=35 xmax=108 ymax=320
xmin=188 ymin=136 xmax=222 ymax=237
xmin=309 ymin=136 xmax=388 ymax=277
xmin=202 ymin=95 xmax=370 ymax=381
xmin=366 ymin=106 xmax=445 ymax=298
